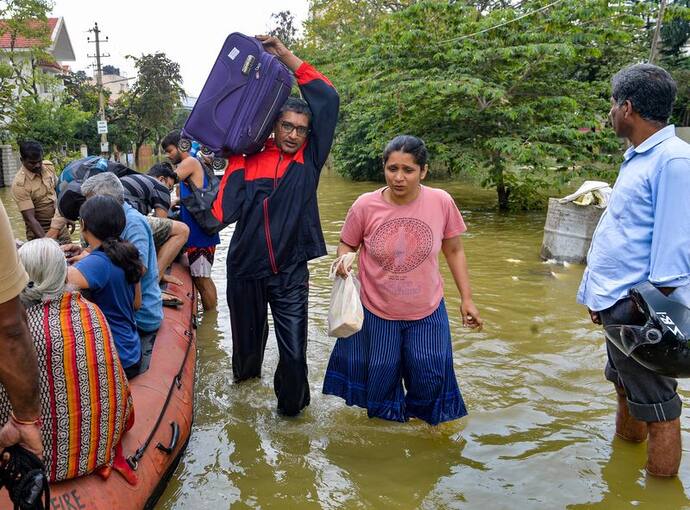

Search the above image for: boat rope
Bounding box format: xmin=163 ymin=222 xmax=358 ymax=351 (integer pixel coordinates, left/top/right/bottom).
xmin=127 ymin=288 xmax=197 ymax=470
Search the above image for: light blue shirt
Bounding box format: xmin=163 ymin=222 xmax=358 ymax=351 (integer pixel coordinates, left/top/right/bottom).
xmin=578 ymin=125 xmax=690 ymax=311
xmin=122 ymin=202 xmax=163 ymax=332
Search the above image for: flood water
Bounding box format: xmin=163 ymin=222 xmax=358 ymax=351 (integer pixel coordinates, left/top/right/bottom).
xmin=3 ymin=174 xmax=690 ymax=509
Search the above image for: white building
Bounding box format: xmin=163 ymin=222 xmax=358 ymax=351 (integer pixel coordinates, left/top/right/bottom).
xmin=0 ymin=17 xmax=76 ymax=99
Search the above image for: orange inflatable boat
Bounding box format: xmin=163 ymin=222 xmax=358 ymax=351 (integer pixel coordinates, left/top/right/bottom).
xmin=0 ymin=262 xmax=197 ymax=510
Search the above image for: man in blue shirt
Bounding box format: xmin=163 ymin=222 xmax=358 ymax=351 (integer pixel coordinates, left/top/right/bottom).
xmin=578 ymin=64 xmax=690 ymax=477
xmin=79 ymin=173 xmax=164 ymax=336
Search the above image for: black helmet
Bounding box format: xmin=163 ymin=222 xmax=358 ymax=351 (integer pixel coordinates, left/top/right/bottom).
xmin=604 ymin=281 xmax=690 ymax=378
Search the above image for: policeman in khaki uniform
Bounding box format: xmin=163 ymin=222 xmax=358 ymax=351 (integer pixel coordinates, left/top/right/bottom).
xmin=11 ymin=141 xmax=70 ymax=244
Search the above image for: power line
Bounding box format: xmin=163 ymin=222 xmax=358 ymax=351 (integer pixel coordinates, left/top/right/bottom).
xmin=437 ymin=0 xmax=566 ymax=45
xmin=313 ymin=0 xmax=571 ymax=69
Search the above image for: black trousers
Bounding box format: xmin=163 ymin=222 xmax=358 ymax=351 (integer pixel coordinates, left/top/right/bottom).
xmin=227 ymin=261 xmax=310 ymax=415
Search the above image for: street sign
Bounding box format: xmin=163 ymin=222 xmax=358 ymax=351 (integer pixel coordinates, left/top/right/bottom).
xmin=100 ymin=142 xmax=109 ymax=153
xmin=97 ymin=120 xmax=108 ymax=134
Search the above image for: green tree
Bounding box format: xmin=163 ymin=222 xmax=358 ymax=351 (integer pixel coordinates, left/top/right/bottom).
xmin=268 ymin=10 xmax=298 ymax=47
xmin=111 ymin=52 xmax=184 ymax=166
xmin=0 ymin=0 xmax=56 ymax=106
xmin=314 ymin=0 xmax=649 ymax=210
xmin=8 ymin=95 xmax=89 ymax=151
xmin=62 ymin=70 xmax=101 ymax=112
xmin=303 ymin=0 xmax=415 ymax=53
xmin=654 ymin=1 xmax=690 ymax=126
xmin=61 ymin=70 xmax=117 ymax=154
xmin=102 ymin=64 xmax=120 ymax=75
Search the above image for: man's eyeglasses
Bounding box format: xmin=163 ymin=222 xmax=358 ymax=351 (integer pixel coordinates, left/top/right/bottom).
xmin=279 ymin=121 xmax=309 ymax=137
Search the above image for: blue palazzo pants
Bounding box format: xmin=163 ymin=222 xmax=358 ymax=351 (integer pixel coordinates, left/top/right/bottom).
xmin=322 ymin=299 xmax=467 ymax=425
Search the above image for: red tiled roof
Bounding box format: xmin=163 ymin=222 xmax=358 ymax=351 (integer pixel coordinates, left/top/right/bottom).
xmin=38 ymin=59 xmax=62 ymax=71
xmin=0 ymin=17 xmax=57 ymax=49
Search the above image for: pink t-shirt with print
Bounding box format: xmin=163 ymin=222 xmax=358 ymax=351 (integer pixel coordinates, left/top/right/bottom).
xmin=340 ymin=185 xmax=467 ymax=321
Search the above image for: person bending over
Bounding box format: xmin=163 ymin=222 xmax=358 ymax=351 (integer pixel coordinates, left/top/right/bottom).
xmin=11 ymin=140 xmax=70 ymax=243
xmin=121 ymin=164 xmax=189 ymax=285
xmin=67 ymin=195 xmax=145 ymax=379
xmin=161 ymin=131 xmax=220 ymax=311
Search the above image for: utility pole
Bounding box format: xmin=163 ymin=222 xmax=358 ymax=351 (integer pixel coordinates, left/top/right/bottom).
xmin=87 ymin=23 xmax=110 ymax=156
xmin=649 ymin=0 xmax=667 ymax=64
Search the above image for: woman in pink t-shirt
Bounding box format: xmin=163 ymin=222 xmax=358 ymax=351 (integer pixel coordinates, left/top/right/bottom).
xmin=323 ymin=135 xmax=483 ymax=425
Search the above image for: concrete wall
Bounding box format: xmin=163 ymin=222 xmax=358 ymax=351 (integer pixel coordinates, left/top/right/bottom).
xmin=0 ymin=145 xmax=19 ymax=188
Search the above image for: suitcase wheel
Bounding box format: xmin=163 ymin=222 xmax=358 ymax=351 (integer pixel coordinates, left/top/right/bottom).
xmin=200 ymin=145 xmax=213 ymax=157
xmin=178 ymin=138 xmax=192 ymax=152
xmin=212 ymin=157 xmax=227 ymax=171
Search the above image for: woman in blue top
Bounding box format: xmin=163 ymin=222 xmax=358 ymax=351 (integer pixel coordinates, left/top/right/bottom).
xmin=67 ymin=195 xmax=145 ymax=379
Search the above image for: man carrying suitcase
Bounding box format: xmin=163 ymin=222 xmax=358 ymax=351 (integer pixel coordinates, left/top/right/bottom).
xmin=213 ymin=35 xmax=339 ymax=416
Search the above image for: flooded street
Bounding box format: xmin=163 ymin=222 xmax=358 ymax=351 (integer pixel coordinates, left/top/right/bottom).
xmin=3 ymin=174 xmax=690 ymax=509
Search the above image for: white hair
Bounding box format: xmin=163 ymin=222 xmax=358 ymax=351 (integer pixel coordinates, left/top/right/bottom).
xmin=18 ymin=238 xmax=67 ymax=307
xmin=81 ymin=172 xmax=125 ymax=204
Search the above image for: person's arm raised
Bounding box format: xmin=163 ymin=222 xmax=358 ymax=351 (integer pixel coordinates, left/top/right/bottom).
xmin=256 ymin=36 xmax=340 ymax=172
xmin=256 ymin=35 xmax=302 ymax=72
xmin=67 ymin=266 xmax=90 ymax=289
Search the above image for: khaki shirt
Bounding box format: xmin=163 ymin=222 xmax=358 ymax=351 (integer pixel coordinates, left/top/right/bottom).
xmin=10 ymin=162 xmax=69 ymax=242
xmin=0 ymin=200 xmax=28 ymax=304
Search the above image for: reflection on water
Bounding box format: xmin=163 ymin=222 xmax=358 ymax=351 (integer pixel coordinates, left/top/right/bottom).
xmin=3 ymin=174 xmax=690 ymax=509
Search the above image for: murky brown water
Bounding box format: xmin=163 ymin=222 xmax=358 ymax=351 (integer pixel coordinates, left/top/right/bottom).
xmin=3 ymin=174 xmax=690 ymax=509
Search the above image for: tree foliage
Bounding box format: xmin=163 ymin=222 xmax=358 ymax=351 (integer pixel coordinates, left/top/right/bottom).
xmin=110 ymin=52 xmax=184 ymax=164
xmin=268 ymin=10 xmax=298 ymax=47
xmin=102 ymin=64 xmax=120 ymax=76
xmin=302 ymin=0 xmax=689 ymax=210
xmin=302 ymin=0 xmax=415 ymax=53
xmin=0 ymin=0 xmax=56 ymax=119
xmin=7 ymin=95 xmax=89 ymax=150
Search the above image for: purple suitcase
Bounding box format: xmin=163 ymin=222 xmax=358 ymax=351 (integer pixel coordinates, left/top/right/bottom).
xmin=182 ymin=33 xmax=294 ymax=156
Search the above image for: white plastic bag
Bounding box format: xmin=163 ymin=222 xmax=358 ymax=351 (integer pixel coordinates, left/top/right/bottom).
xmin=327 ymin=252 xmax=364 ymax=338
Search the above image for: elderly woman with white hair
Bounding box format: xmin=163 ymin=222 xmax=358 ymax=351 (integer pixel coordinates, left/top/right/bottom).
xmin=0 ymin=238 xmax=133 ymax=483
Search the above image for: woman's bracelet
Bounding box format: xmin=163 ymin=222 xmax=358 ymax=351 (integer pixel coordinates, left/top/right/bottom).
xmin=10 ymin=411 xmax=42 ymax=427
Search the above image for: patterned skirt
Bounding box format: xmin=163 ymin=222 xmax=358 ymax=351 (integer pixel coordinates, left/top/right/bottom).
xmin=0 ymin=292 xmax=133 ymax=482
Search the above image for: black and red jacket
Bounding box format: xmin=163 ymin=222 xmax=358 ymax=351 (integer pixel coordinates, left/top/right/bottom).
xmin=212 ymin=62 xmax=339 ymax=279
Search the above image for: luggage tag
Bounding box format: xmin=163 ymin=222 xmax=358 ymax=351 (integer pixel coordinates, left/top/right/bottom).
xmin=228 ymin=47 xmax=240 ymax=60
xmin=227 ymin=46 xmax=256 ymax=76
